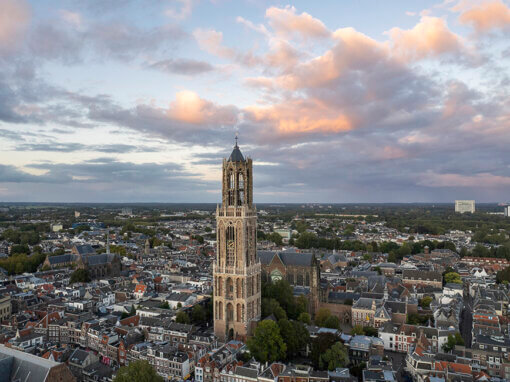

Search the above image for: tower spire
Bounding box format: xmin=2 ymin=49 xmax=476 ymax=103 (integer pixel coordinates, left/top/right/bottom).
xmin=234 ymin=133 xmax=238 ymax=148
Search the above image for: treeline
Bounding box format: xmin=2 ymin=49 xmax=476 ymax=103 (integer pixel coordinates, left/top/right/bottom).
xmin=382 ymin=209 xmax=510 ymax=236
xmin=0 ymin=223 xmax=49 ymax=245
xmin=0 ymin=252 xmax=46 ymax=274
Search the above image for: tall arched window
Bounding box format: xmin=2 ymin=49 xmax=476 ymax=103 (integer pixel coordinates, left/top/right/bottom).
xmin=238 ymin=173 xmax=244 ymax=205
xmin=226 ymin=226 xmax=235 ymax=266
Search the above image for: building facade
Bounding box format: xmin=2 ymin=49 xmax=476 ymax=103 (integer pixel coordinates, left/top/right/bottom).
xmin=214 ymin=141 xmax=261 ymax=341
xmin=455 ymin=200 xmax=475 ymax=213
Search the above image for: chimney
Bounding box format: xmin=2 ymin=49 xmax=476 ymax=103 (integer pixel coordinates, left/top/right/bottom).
xmin=424 ymin=246 xmax=429 ymax=255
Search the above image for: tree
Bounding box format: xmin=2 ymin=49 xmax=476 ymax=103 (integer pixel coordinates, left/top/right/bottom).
xmin=444 ymin=272 xmax=462 ymax=285
xmin=247 ymin=320 xmax=286 ymax=363
xmin=160 ymin=301 xmax=170 ymax=309
xmin=314 ymin=308 xmax=331 ymax=327
xmin=263 ymin=280 xmax=299 ymax=319
xmin=496 ymin=266 xmax=510 ymax=284
xmin=351 ymin=325 xmax=365 ymax=335
xmin=298 ymin=312 xmax=312 ymax=325
xmin=176 ymin=311 xmax=190 ymax=324
xmin=114 ymin=360 xmax=163 ymax=382
xmin=420 ymin=296 xmax=433 ymax=309
xmin=310 ymin=333 xmax=337 ymax=369
xmin=69 ymin=268 xmax=90 ymax=284
xmin=296 ymin=294 xmax=308 ymax=315
xmin=268 ymin=232 xmax=283 ymax=246
xmin=15 ymin=262 xmax=24 ymax=274
xmin=442 ymin=333 xmax=464 ymax=352
xmin=319 ymin=342 xmax=349 ymax=371
xmin=363 ymin=326 xmax=378 ymax=337
xmin=278 ymin=319 xmax=309 ymax=359
xmin=324 ymin=315 xmax=340 ymax=329
xmin=191 ymin=305 xmax=206 ymax=323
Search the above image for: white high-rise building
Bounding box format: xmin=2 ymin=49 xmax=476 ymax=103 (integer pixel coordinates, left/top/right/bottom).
xmin=505 ymin=206 xmax=510 ymax=217
xmin=455 ymin=200 xmax=475 ymax=214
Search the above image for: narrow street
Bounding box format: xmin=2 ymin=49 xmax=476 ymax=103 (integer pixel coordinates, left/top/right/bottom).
xmin=460 ymin=295 xmax=473 ymax=348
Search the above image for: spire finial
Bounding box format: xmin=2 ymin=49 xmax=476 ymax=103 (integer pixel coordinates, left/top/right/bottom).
xmin=234 ymin=133 xmax=238 ymax=148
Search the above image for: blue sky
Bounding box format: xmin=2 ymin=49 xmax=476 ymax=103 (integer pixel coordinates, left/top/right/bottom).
xmin=1 ymin=0 xmax=510 ymax=203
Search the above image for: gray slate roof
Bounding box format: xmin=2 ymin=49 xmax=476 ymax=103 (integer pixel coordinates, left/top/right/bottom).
xmin=0 ymin=345 xmax=61 ymax=382
xmin=258 ymin=251 xmax=314 ymax=266
xmin=228 ymin=145 xmax=245 ymax=162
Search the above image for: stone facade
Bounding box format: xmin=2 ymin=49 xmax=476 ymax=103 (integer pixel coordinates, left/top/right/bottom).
xmin=213 ymin=142 xmax=261 ymax=341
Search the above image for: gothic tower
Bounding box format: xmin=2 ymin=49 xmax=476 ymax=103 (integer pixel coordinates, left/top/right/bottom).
xmin=214 ymin=139 xmax=261 ymax=341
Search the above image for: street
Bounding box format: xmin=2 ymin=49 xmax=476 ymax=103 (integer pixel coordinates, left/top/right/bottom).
xmin=459 ymin=295 xmax=473 ymax=348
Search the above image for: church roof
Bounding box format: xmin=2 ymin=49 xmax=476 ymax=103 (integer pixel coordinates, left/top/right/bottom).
xmin=228 ymin=141 xmax=245 ymax=162
xmin=257 ymin=250 xmax=314 ymax=266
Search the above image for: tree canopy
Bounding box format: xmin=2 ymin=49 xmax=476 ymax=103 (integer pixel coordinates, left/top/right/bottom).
xmin=319 ymin=342 xmax=349 ymax=371
xmin=247 ymin=320 xmax=286 ymax=363
xmin=69 ymin=268 xmax=91 ymax=284
xmin=113 ymin=360 xmax=163 ymax=382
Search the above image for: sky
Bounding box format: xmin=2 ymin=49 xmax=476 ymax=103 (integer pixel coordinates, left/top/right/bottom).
xmin=0 ymin=0 xmax=510 ymax=203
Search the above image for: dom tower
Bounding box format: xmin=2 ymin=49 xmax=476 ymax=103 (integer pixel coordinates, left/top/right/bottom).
xmin=213 ymin=139 xmax=261 ymax=341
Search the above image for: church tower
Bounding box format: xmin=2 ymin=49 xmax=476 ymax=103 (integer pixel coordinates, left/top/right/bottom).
xmin=214 ymin=139 xmax=261 ymax=341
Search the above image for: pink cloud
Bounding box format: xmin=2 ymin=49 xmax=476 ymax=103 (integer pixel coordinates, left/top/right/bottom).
xmin=388 ymin=16 xmax=463 ymax=61
xmin=457 ymin=0 xmax=510 ymax=32
xmin=193 ymin=28 xmax=260 ymax=66
xmin=167 ymin=91 xmax=238 ymax=126
xmin=245 ymin=98 xmax=353 ymax=137
xmin=0 ymin=0 xmax=31 ymax=52
xmin=265 ymin=5 xmax=330 ymax=40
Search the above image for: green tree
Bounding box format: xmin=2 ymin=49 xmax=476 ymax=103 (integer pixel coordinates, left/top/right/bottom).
xmin=444 ymin=272 xmax=462 ymax=285
xmin=496 ymin=266 xmax=510 ymax=284
xmin=298 ymin=312 xmax=312 ymax=325
xmin=442 ymin=333 xmax=464 ymax=352
xmin=420 ymin=296 xmax=433 ymax=309
xmin=160 ymin=301 xmax=170 ymax=309
xmin=296 ymin=294 xmax=308 ymax=315
xmin=351 ymin=325 xmax=365 ymax=335
xmin=69 ymin=268 xmax=91 ymax=284
xmin=247 ymin=320 xmax=286 ymax=363
xmin=319 ymin=342 xmax=349 ymax=371
xmin=113 ymin=360 xmax=163 ymax=382
xmin=191 ymin=305 xmax=206 ymax=323
xmin=268 ymin=232 xmax=283 ymax=246
xmin=278 ymin=319 xmax=309 ymax=359
xmin=363 ymin=326 xmax=378 ymax=337
xmin=323 ymin=315 xmax=340 ymax=329
xmin=310 ymin=333 xmax=337 ymax=369
xmin=176 ymin=311 xmax=190 ymax=324
xmin=263 ymin=280 xmax=298 ymax=319
xmin=314 ymin=308 xmax=331 ymax=327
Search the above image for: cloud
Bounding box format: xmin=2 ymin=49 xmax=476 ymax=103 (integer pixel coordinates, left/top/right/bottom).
xmin=388 ymin=16 xmax=464 ymax=61
xmin=193 ymin=28 xmax=260 ymax=66
xmin=167 ymin=91 xmax=238 ymax=125
xmin=265 ymin=5 xmax=330 ymax=40
xmin=81 ymin=91 xmax=239 ymax=144
xmin=457 ymin=0 xmax=510 ymax=33
xmin=165 ymin=0 xmax=193 ymax=20
xmin=418 ymin=171 xmax=510 ymax=187
xmin=15 ymin=142 xmax=161 ymax=153
xmin=59 ymin=10 xmax=83 ymax=28
xmin=148 ymin=58 xmax=214 ymax=75
xmin=245 ymin=98 xmax=353 ymax=138
xmin=0 ymin=0 xmax=31 ymax=54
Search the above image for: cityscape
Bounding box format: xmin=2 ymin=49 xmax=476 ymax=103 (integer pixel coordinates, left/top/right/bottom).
xmin=1 ymin=1 xmax=510 ymax=382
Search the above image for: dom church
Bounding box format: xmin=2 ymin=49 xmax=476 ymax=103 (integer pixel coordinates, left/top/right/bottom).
xmin=213 ymin=140 xmax=261 ymax=341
